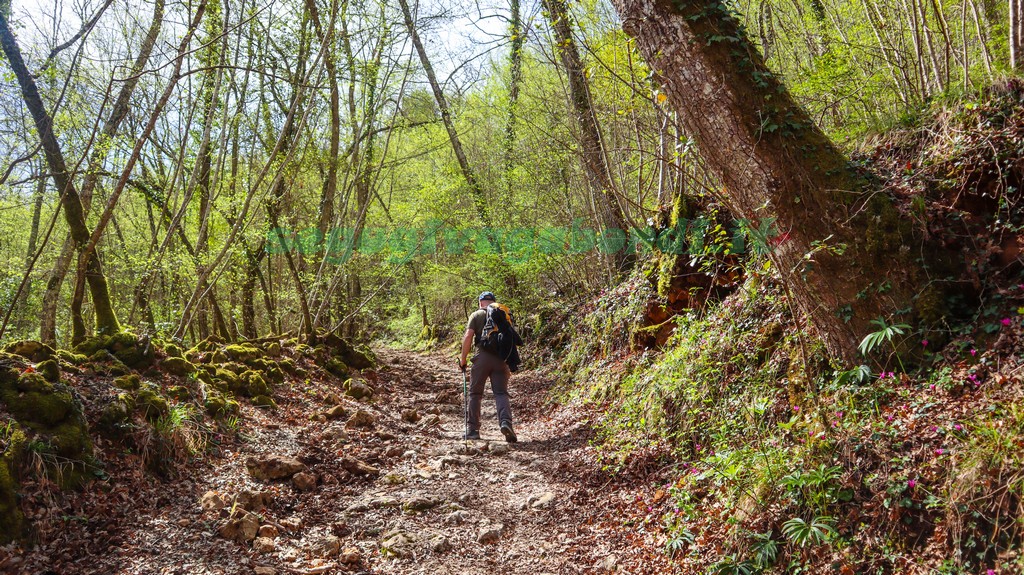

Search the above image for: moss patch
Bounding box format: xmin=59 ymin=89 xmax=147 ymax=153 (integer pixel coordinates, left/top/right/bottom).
xmin=161 ymin=357 xmax=197 ymax=377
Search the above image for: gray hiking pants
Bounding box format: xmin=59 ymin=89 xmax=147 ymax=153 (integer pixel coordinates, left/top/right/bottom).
xmin=467 ymin=351 xmax=512 ymax=432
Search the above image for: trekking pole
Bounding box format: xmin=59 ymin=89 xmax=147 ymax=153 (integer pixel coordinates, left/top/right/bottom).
xmin=459 ymin=360 xmax=469 ymax=439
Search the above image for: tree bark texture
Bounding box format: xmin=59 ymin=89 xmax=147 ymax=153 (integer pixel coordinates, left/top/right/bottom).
xmin=611 ymin=0 xmax=931 ymax=362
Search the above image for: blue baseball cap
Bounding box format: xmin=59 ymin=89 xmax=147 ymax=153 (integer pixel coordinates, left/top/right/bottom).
xmin=478 ymin=291 xmax=496 ymax=302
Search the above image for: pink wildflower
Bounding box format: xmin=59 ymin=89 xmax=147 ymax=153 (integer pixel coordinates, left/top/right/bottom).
xmin=935 ymin=448 xmax=944 ymax=456
xmin=970 ymin=348 xmax=977 ymax=356
xmin=908 ymin=479 xmax=917 ymax=489
xmin=793 ymin=406 xmax=800 ymax=412
xmin=1002 ymin=317 xmax=1012 ymax=327
xmin=922 ymin=339 xmax=929 ymax=347
xmin=954 ymin=424 xmax=963 ymax=431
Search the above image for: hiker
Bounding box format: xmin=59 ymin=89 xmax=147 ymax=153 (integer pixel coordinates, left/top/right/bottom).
xmin=459 ymin=291 xmax=520 ymax=442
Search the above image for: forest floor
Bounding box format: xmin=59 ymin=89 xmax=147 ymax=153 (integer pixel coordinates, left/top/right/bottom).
xmin=2 ymin=348 xmax=676 ymax=575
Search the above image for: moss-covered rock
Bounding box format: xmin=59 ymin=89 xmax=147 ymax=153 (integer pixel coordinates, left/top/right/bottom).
xmin=161 ymin=357 xmax=197 ymax=377
xmin=264 ymin=342 xmax=282 ymax=357
xmin=37 ymin=359 xmax=60 ymax=383
xmin=251 ymin=395 xmax=277 ymax=409
xmin=73 ymin=333 xmax=152 ymax=368
xmin=248 ymin=359 xmax=284 ymax=383
xmin=109 ymin=333 xmax=153 ymax=368
xmin=3 ymin=373 xmax=73 ymax=426
xmin=225 ymin=344 xmax=262 ymax=363
xmin=239 ymin=371 xmax=272 ymax=397
xmin=325 ymin=357 xmax=348 ymax=378
xmin=57 ymin=350 xmax=88 ymax=366
xmin=192 ymin=335 xmax=225 ymax=353
xmin=279 ymin=358 xmax=297 ymax=373
xmin=113 ymin=374 xmax=142 ymax=391
xmin=343 ymin=378 xmax=374 ymax=401
xmin=322 ymin=333 xmax=376 ymax=370
xmin=0 ymin=422 xmax=27 ymax=543
xmin=136 ymin=383 xmax=169 ymax=421
xmin=204 ymin=389 xmax=239 ymax=418
xmin=0 ymin=353 xmax=94 ymax=501
xmin=214 ymin=368 xmax=241 ymax=390
xmin=221 ymin=362 xmax=248 ymax=375
xmin=210 ymin=349 xmax=229 ymax=364
xmin=98 ymin=393 xmax=136 ymax=437
xmin=167 ymin=386 xmax=191 ymax=401
xmin=74 ymin=335 xmax=110 ymax=357
xmin=164 ymin=343 xmax=183 ymax=358
xmin=4 ymin=340 xmax=56 ymax=363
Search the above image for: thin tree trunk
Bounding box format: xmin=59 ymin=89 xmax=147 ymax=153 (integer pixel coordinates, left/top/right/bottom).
xmin=542 ymin=0 xmax=630 ymax=274
xmin=0 ymin=10 xmax=121 ymax=337
xmin=504 ymin=0 xmax=524 ymax=197
xmin=397 ymin=0 xmax=500 ymax=250
xmin=970 ymin=0 xmax=995 ymax=78
xmin=1012 ymin=0 xmax=1023 ymax=69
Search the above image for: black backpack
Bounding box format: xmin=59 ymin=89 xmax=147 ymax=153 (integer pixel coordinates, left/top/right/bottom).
xmin=478 ymin=303 xmax=524 ymax=372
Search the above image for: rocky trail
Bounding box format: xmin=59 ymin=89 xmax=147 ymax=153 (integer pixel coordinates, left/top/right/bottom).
xmin=3 ymin=349 xmax=675 ymax=575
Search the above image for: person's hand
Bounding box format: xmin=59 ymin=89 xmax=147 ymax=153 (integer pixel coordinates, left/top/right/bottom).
xmin=458 ymin=359 xmax=467 ymax=373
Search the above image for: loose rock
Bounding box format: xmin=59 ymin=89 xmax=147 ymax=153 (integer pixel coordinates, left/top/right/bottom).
xmin=313 ymin=535 xmax=342 ymax=558
xmin=477 ymin=524 xmax=503 ymax=544
xmin=253 ymin=537 xmax=276 ymax=553
xmin=345 ymin=409 xmax=376 ymax=429
xmin=246 ymin=454 xmax=307 ymax=480
xmin=292 ymin=471 xmax=317 ymax=491
xmin=218 ymin=509 xmax=260 ymax=543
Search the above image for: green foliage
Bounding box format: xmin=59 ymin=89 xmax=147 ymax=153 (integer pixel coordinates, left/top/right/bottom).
xmin=780 ymin=515 xmax=836 ymax=547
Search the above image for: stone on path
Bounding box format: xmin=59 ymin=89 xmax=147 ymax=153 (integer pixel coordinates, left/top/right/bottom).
xmin=258 ymin=524 xmax=279 ymax=538
xmin=338 ymin=547 xmax=361 ymax=565
xmin=401 ymin=408 xmax=421 ymax=423
xmin=444 ymin=510 xmax=470 ymax=525
xmin=340 ymin=456 xmax=379 ymax=477
xmin=428 ymin=533 xmax=452 ymax=553
xmin=253 ymin=537 xmax=276 ymax=553
xmin=477 ymin=524 xmax=504 ymax=544
xmin=253 ymin=567 xmax=277 ymax=575
xmin=313 ymin=535 xmax=342 ymax=557
xmin=529 ymin=492 xmax=556 ymax=509
xmin=402 ymin=496 xmax=438 ymax=513
xmin=490 ymin=443 xmax=510 ymax=456
xmin=246 ymin=454 xmax=307 ymax=480
xmin=292 ymin=471 xmax=317 ymax=491
xmin=218 ymin=508 xmax=260 ymax=543
xmin=345 ymin=409 xmax=376 ymax=429
xmin=325 ymin=404 xmax=349 ymax=420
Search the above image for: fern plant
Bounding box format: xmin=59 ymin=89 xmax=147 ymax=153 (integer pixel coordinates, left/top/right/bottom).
xmin=858 ymin=316 xmax=911 ymax=372
xmin=781 ymin=516 xmax=836 ymax=547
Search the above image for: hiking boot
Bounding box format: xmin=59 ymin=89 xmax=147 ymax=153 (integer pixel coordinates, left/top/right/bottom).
xmin=500 ymin=421 xmax=517 ymax=443
xmin=464 ymin=429 xmax=481 ymax=440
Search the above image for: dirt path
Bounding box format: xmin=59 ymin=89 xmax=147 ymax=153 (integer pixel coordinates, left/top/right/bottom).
xmin=4 ymin=349 xmax=673 ymax=575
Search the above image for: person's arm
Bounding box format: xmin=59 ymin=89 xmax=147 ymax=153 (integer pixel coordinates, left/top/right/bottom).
xmin=459 ymin=327 xmax=474 ymax=371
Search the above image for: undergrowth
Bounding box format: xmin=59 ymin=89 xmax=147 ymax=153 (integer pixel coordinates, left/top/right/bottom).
xmin=562 ymin=86 xmax=1024 ymax=574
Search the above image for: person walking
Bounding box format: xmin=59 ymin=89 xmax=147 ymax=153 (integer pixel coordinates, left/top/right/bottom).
xmin=459 ymin=291 xmax=517 ymax=442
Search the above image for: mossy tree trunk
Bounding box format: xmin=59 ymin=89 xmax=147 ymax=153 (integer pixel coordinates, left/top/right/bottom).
xmin=611 ymin=0 xmax=930 ymax=363
xmin=0 ymin=11 xmax=122 ymax=337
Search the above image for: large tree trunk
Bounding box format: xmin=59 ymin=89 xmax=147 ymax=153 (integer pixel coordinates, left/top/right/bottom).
xmin=0 ymin=11 xmax=122 ymax=337
xmin=611 ymin=0 xmax=928 ymax=362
